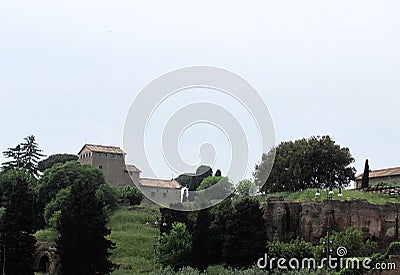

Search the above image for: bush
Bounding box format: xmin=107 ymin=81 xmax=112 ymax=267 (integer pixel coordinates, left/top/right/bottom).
xmin=158 ymin=222 xmax=192 ymax=269
xmin=120 ymin=185 xmax=143 ymax=206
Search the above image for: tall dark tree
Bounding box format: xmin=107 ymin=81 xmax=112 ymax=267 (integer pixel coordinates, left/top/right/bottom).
xmin=192 ymin=209 xmax=210 ymax=270
xmin=208 ymin=197 xmax=232 ymax=265
xmin=56 ymin=177 xmax=114 ymax=275
xmin=223 ymin=197 xmax=265 ymax=269
xmin=38 ymin=153 xmax=78 ymax=172
xmin=255 ymin=135 xmax=356 ymax=192
xmin=361 ymin=159 xmax=370 ymax=189
xmin=0 ymin=170 xmax=36 ymax=275
xmin=2 ymin=135 xmax=45 ymax=177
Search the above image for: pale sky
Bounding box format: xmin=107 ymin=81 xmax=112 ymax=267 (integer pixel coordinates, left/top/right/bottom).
xmin=1 ymin=1 xmax=399 ymax=179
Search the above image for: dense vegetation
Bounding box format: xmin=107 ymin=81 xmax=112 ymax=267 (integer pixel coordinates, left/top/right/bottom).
xmin=255 ymin=136 xmax=356 ymax=192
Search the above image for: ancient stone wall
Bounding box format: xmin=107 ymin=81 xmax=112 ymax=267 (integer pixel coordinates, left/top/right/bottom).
xmin=261 ymin=199 xmax=400 ymax=247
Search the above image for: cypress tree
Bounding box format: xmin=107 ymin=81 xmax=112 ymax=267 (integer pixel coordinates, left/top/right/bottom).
xmin=361 ymin=159 xmax=370 ymax=189
xmin=223 ymin=197 xmax=265 ymax=268
xmin=0 ymin=170 xmax=36 ymax=275
xmin=56 ymin=178 xmax=114 ymax=275
xmin=192 ymin=209 xmax=210 ymax=270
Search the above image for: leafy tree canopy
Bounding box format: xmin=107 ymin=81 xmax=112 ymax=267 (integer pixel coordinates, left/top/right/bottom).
xmin=158 ymin=222 xmax=192 ymax=270
xmin=38 ymin=153 xmax=78 ymax=172
xmin=255 ymin=135 xmax=356 ymax=193
xmin=35 ymin=161 xmax=118 ymax=229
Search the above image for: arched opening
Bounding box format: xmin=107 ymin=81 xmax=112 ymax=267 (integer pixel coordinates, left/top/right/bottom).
xmin=38 ymin=254 xmax=50 ymax=273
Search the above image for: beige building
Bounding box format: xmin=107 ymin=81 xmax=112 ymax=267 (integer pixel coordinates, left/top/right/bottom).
xmin=355 ymin=167 xmax=400 ymax=188
xmin=139 ymin=178 xmax=182 ymax=205
xmin=77 ymin=144 xmax=181 ymax=203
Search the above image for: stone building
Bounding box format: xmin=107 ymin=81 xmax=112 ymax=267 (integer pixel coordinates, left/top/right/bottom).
xmin=355 ymin=167 xmax=400 ymax=189
xmin=77 ymin=144 xmax=181 ymax=202
xmin=77 ymin=144 xmax=135 ymax=186
xmin=139 ymin=178 xmax=182 ymax=205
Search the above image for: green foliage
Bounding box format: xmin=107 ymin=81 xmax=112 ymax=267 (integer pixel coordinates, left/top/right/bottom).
xmin=97 ymin=183 xmax=119 ymax=212
xmin=43 ymin=187 xmax=70 ymax=227
xmin=34 ymin=228 xmax=58 ymax=242
xmin=262 ymin=188 xmax=399 ymax=204
xmin=35 ymin=161 xmax=114 ymax=228
xmin=107 ymin=206 xmax=160 ymax=274
xmin=56 ymin=177 xmax=115 ymax=274
xmin=266 ymin=238 xmax=314 ymax=261
xmin=2 ymin=135 xmax=45 ymax=177
xmin=120 ymin=185 xmax=143 ymax=206
xmin=38 ymin=153 xmax=78 ymax=172
xmin=0 ymin=169 xmax=37 ymax=275
xmin=315 ymin=227 xmax=377 ymax=260
xmin=158 ymin=222 xmax=192 ymax=270
xmin=197 ymin=176 xmax=234 ymax=201
xmin=235 ymin=179 xmax=257 ymax=197
xmin=223 ymin=197 xmax=265 ymax=268
xmin=208 ymin=197 xmax=233 ymax=265
xmin=361 ymin=159 xmax=369 ymax=189
xmin=192 ymin=209 xmax=210 ymax=270
xmin=255 ymin=136 xmax=355 ymax=192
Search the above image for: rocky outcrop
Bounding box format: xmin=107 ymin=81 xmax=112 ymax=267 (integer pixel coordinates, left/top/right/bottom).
xmin=261 ymin=199 xmax=400 ymax=247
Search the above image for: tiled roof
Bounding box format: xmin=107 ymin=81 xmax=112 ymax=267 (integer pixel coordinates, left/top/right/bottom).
xmin=140 ymin=178 xmax=181 ymax=189
xmin=78 ymin=144 xmax=125 ymax=155
xmin=126 ymin=164 xmax=141 ymax=173
xmin=355 ymin=167 xmax=400 ymax=180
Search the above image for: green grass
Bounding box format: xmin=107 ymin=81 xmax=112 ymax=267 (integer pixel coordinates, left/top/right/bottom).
xmin=263 ymin=188 xmax=400 ymax=204
xmin=35 ymin=204 xmax=161 ymax=274
xmin=108 ymin=204 xmax=160 ymax=274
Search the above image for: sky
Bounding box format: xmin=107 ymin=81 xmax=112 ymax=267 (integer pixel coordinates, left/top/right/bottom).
xmin=1 ymin=1 xmax=399 ymax=181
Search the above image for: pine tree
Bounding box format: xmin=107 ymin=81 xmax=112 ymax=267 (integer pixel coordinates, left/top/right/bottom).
xmin=56 ymin=178 xmax=114 ymax=275
xmin=192 ymin=209 xmax=210 ymax=270
xmin=0 ymin=170 xmax=37 ymax=275
xmin=2 ymin=135 xmax=45 ymax=177
xmin=223 ymin=197 xmax=265 ymax=268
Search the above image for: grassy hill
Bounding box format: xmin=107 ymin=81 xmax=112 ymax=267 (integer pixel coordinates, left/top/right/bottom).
xmin=263 ymin=188 xmax=400 ymax=204
xmin=35 ymin=204 xmax=160 ymax=275
xmin=108 ymin=204 xmax=160 ymax=275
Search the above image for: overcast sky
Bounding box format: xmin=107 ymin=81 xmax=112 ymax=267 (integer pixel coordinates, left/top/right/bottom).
xmin=1 ymin=1 xmax=399 ymax=180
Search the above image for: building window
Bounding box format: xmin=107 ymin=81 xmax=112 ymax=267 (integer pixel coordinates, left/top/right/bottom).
xmin=98 ymin=165 xmax=103 ymax=170
xmin=151 ymin=192 xmax=155 ymax=198
xmin=163 ymin=193 xmax=167 ymax=199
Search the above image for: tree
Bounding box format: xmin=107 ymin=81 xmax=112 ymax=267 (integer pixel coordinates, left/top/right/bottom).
xmin=2 ymin=135 xmax=45 ymax=177
xmin=255 ymin=136 xmax=356 ymax=193
xmin=158 ymin=222 xmax=192 ymax=270
xmin=223 ymin=197 xmax=265 ymax=268
xmin=235 ymin=179 xmax=257 ymax=197
xmin=120 ymin=185 xmax=143 ymax=206
xmin=38 ymin=154 xmax=78 ymax=172
xmin=56 ymin=176 xmax=114 ymax=274
xmin=214 ymin=169 xmax=222 ymax=177
xmin=361 ymin=159 xmax=370 ymax=189
xmin=35 ymin=161 xmax=113 ymax=229
xmin=0 ymin=170 xmax=36 ymax=275
xmin=196 ymin=176 xmax=234 ymax=201
xmin=192 ymin=209 xmax=210 ymax=270
xmin=208 ymin=197 xmax=233 ymax=265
